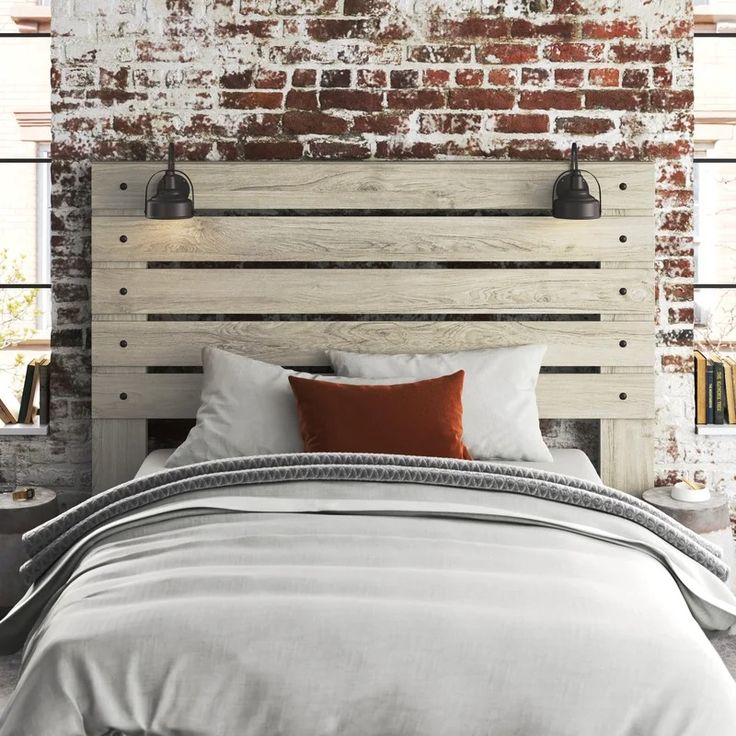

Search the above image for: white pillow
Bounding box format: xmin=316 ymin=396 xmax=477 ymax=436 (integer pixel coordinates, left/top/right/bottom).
xmin=165 ymin=347 xmax=418 ymax=468
xmin=328 ymin=345 xmax=552 ymax=463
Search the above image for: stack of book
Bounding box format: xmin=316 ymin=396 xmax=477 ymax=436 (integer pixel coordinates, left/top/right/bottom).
xmin=0 ymin=357 xmax=50 ymax=426
xmin=694 ymin=350 xmax=736 ymax=425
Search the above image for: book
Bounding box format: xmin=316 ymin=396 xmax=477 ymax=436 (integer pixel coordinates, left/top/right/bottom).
xmin=38 ymin=359 xmax=50 ymax=425
xmin=714 ymin=359 xmax=726 ymax=424
xmin=17 ymin=359 xmax=37 ymax=424
xmin=725 ymin=359 xmax=736 ymax=424
xmin=707 ymin=360 xmax=715 ymax=425
xmin=25 ymin=357 xmax=49 ymax=423
xmin=0 ymin=388 xmax=19 ymax=424
xmin=694 ymin=350 xmax=707 ymax=425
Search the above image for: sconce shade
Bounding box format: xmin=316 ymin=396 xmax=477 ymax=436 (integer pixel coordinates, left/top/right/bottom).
xmin=552 ymin=143 xmax=601 ymax=220
xmin=145 ymin=142 xmax=194 ymax=219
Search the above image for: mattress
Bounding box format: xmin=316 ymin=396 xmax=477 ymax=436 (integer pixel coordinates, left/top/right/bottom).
xmin=135 ymin=447 xmax=602 ymax=484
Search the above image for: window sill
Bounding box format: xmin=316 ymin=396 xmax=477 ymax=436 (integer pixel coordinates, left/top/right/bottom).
xmin=0 ymin=418 xmax=47 ymax=436
xmin=695 ymin=425 xmax=736 ymax=436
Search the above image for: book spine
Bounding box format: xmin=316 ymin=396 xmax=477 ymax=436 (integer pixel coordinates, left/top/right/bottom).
xmin=715 ymin=362 xmax=725 ymax=424
xmin=39 ymin=364 xmax=50 ymax=425
xmin=707 ymin=362 xmax=715 ymax=425
xmin=17 ymin=362 xmax=35 ymax=424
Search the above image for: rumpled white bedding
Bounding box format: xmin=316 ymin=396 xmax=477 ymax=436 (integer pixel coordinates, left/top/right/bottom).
xmin=2 ymin=468 xmax=736 ymax=735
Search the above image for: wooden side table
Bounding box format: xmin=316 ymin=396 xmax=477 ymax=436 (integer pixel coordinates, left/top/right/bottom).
xmin=0 ymin=488 xmax=58 ymax=613
xmin=643 ymin=487 xmax=735 ymax=589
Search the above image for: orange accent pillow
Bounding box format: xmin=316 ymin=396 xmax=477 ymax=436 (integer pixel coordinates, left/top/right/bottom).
xmin=288 ymin=370 xmax=472 ymax=460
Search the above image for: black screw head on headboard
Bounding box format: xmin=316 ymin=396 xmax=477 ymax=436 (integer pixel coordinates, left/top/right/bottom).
xmin=119 ymin=182 xmax=128 ymax=190
xmin=619 ymin=287 xmax=627 ymax=295
xmin=119 ymin=235 xmax=128 ymax=243
xmin=119 ymin=392 xmax=128 ymax=401
xmin=619 ymin=340 xmax=627 ymax=348
xmin=119 ymin=287 xmax=128 ymax=295
xmin=619 ymin=182 xmax=627 ymax=190
xmin=619 ymin=235 xmax=627 ymax=243
xmin=619 ymin=392 xmax=628 ymax=400
xmin=119 ymin=340 xmax=128 ymax=348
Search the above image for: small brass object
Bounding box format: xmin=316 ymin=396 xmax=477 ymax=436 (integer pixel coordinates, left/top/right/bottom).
xmin=12 ymin=487 xmax=35 ymax=502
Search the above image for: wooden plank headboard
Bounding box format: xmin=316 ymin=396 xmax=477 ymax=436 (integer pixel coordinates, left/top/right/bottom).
xmin=90 ymin=161 xmax=655 ymax=495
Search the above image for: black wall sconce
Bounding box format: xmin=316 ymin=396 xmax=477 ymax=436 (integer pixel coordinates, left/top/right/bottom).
xmin=552 ymin=143 xmax=601 ymax=220
xmin=144 ymin=142 xmax=194 ymax=219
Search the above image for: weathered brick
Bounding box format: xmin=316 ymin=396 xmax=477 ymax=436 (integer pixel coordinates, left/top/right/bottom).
xmin=306 ymin=139 xmax=371 ymax=159
xmin=495 ymin=113 xmax=549 ymax=134
xmin=582 ymin=19 xmax=641 ymax=39
xmin=622 ymin=68 xmax=649 ymax=88
xmin=554 ymin=68 xmax=584 ymax=88
xmin=417 ymin=112 xmax=481 ymax=135
xmin=390 ymin=69 xmax=419 ymax=88
xmin=519 ymin=90 xmax=581 ymax=110
xmin=609 ymin=42 xmax=672 ymax=64
xmin=320 ymin=88 xmax=382 ymax=111
xmin=387 ymin=89 xmax=445 ymax=109
xmin=220 ymin=70 xmax=254 ymax=89
xmin=449 ymin=88 xmax=515 ymax=110
xmin=306 ymin=19 xmax=374 ymax=41
xmin=545 ymin=43 xmax=605 ymax=63
xmin=321 ymin=69 xmax=352 ymax=87
xmin=520 ymin=67 xmax=549 ymax=86
xmin=351 ymin=113 xmax=409 ymax=135
xmin=487 ymin=68 xmax=516 ymax=86
xmin=555 ymin=115 xmax=615 ymax=135
xmin=285 ymin=89 xmax=319 ymax=109
xmin=455 ymin=68 xmax=484 ymax=87
xmin=477 ymin=43 xmax=538 ymax=64
xmin=585 ymin=89 xmax=647 ymax=111
xmin=424 ymin=68 xmax=451 ymax=87
xmin=588 ymin=68 xmax=619 ymax=87
xmin=292 ymin=68 xmax=317 ymax=87
xmin=357 ymin=69 xmax=387 ymax=88
xmin=241 ymin=140 xmax=304 ymax=159
xmin=220 ymin=91 xmax=282 ymax=109
xmin=433 ymin=17 xmax=508 ymax=40
xmin=407 ymin=45 xmax=472 ymax=64
xmin=283 ymin=110 xmax=349 ymax=134
xmin=254 ymin=69 xmax=288 ymax=89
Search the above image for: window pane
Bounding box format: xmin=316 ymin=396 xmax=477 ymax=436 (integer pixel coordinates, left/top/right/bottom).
xmin=694 ymin=36 xmax=736 ymax=155
xmin=0 ymin=34 xmax=51 ymax=157
xmin=695 ymin=162 xmax=736 ymax=284
xmin=0 ymin=160 xmax=51 ymax=285
xmin=695 ymin=287 xmax=736 ymax=353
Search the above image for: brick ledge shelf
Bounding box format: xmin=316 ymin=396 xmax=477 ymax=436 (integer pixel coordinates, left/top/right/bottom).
xmin=0 ymin=419 xmax=48 ymax=437
xmin=696 ymin=425 xmax=736 ymax=436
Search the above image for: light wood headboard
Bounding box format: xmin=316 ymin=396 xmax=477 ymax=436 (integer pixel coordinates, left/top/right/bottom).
xmin=90 ymin=161 xmax=655 ymax=495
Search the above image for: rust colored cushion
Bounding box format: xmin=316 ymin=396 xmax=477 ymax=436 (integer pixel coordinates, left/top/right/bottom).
xmin=288 ymin=370 xmax=472 ymax=460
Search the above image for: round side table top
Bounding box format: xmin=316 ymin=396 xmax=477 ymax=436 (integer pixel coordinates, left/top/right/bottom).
xmin=0 ymin=488 xmax=58 ymax=535
xmin=643 ymin=487 xmax=730 ymax=535
xmin=643 ymin=486 xmax=727 ymax=512
xmin=0 ymin=487 xmax=56 ymax=510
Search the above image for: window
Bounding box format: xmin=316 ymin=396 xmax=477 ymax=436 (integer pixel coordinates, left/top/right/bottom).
xmin=694 ymin=3 xmax=736 ymax=354
xmin=0 ymin=3 xmax=51 ymax=403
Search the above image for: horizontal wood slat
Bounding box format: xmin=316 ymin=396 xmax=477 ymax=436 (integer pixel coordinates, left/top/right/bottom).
xmin=92 ymin=320 xmax=654 ymax=368
xmin=92 ymin=268 xmax=652 ymax=315
xmin=92 ymin=215 xmax=654 ymax=263
xmin=91 ymin=161 xmax=653 ymax=214
xmin=92 ymin=372 xmax=655 ymax=420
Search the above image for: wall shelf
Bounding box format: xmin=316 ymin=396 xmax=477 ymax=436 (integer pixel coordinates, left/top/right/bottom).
xmin=0 ymin=418 xmax=48 ymax=437
xmin=696 ymin=425 xmax=736 ymax=435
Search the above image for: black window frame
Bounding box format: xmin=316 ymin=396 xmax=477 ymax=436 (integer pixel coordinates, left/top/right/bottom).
xmin=0 ymin=26 xmax=52 ymax=295
xmin=694 ymin=30 xmax=736 ymax=292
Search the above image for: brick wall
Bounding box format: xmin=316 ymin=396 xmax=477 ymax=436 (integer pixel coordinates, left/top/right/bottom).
xmin=29 ymin=0 xmax=702 ymax=507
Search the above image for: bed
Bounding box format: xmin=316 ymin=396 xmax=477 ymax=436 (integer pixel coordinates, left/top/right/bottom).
xmin=2 ymin=160 xmax=736 ymax=735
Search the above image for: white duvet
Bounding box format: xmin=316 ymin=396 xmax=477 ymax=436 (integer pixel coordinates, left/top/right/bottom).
xmin=2 ymin=465 xmax=736 ymax=735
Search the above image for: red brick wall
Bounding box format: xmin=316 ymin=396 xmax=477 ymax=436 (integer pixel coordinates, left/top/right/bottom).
xmin=38 ymin=0 xmax=694 ymax=504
